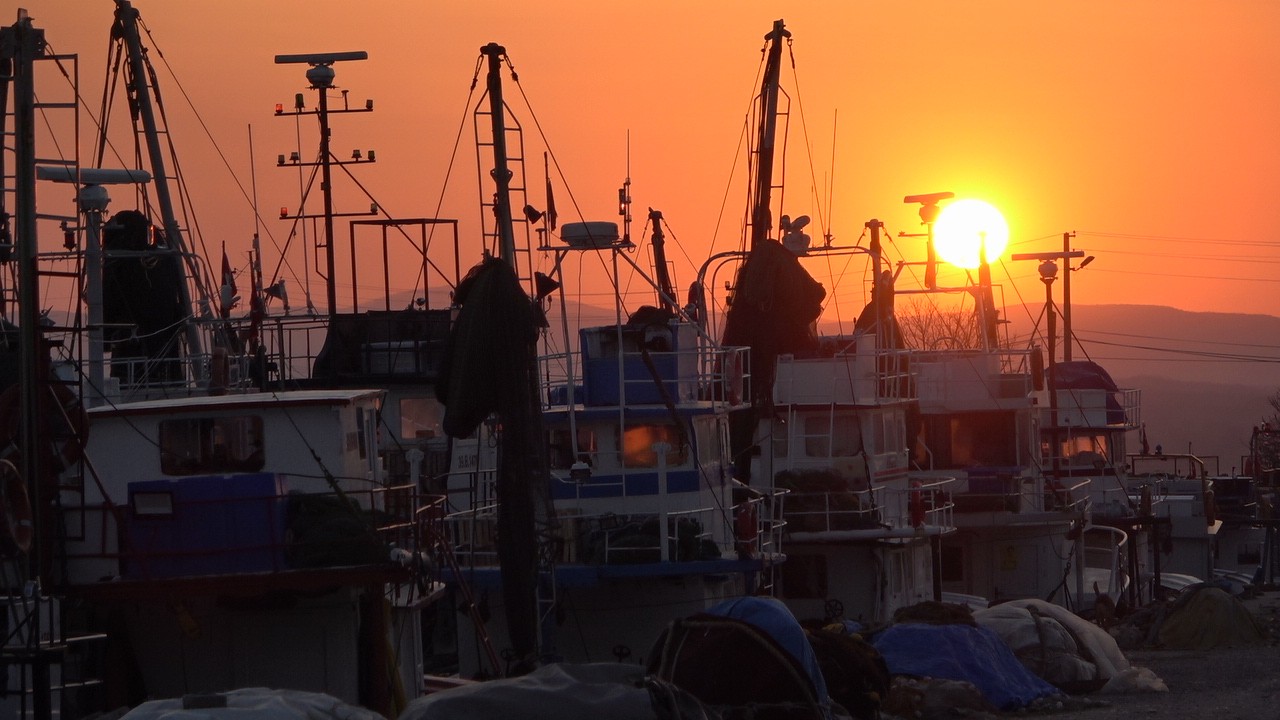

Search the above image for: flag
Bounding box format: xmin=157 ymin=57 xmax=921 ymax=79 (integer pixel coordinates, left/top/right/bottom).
xmin=219 ymin=246 xmax=238 ymax=319
xmin=544 ymin=152 xmax=557 ymax=231
xmin=1140 ymin=423 xmax=1150 ymax=456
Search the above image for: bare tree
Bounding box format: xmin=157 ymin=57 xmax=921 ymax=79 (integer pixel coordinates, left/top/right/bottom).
xmin=896 ymin=298 xmax=984 ymax=351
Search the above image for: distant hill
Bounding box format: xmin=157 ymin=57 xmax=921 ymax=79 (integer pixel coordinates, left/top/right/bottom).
xmin=1006 ymin=304 xmax=1280 ymax=470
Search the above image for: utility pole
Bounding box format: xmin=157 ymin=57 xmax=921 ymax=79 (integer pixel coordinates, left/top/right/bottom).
xmin=1061 ymin=231 xmax=1077 ymax=361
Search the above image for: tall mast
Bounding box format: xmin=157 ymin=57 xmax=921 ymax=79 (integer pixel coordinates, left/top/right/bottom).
xmin=112 ymin=0 xmax=204 ymax=367
xmin=479 ymin=41 xmax=542 ymax=673
xmin=748 ymin=19 xmax=789 ymax=250
xmin=482 ymin=44 xmax=519 ymax=266
xmin=273 ymin=50 xmax=372 ymax=318
xmin=648 ymin=209 xmax=676 ymax=312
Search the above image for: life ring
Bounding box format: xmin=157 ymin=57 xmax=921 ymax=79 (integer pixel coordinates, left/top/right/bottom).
xmin=0 ymin=459 xmax=33 ymax=558
xmin=909 ymin=481 xmax=925 ymax=527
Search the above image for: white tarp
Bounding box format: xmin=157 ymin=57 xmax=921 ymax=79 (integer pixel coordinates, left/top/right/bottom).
xmin=974 ymin=599 xmax=1131 ymax=683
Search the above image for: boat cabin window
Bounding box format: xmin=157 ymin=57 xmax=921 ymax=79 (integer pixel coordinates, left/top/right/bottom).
xmin=620 ymin=423 xmax=687 ymax=468
xmin=694 ymin=417 xmax=723 ymax=465
xmin=548 ymin=427 xmax=599 ymax=469
xmin=159 ymin=415 xmax=265 ymax=475
xmin=399 ymin=397 xmax=444 ymax=440
xmin=872 ymin=411 xmax=905 ymax=457
xmin=923 ymin=412 xmax=1019 ymax=468
xmin=804 ymin=414 xmax=862 ymax=458
xmin=1050 ymin=432 xmax=1112 ymax=469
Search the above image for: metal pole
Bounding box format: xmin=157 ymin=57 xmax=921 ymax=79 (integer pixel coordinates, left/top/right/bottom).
xmin=749 ymin=20 xmax=789 ymax=250
xmin=83 ymin=189 xmax=108 ymax=406
xmin=316 ymin=80 xmax=337 ymax=316
xmin=8 ymin=14 xmax=52 ymax=719
xmin=115 ymin=1 xmax=204 ymax=367
xmin=482 ymin=43 xmax=517 ymax=266
xmin=1062 ymin=232 xmax=1073 ymax=362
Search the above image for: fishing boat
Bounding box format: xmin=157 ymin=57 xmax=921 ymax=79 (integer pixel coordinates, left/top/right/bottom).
xmin=1 ymin=5 xmax=462 ymax=717
xmin=428 ymin=39 xmax=784 ymax=678
xmin=901 ymin=228 xmax=1130 ymax=612
xmin=687 ymin=23 xmax=957 ymax=628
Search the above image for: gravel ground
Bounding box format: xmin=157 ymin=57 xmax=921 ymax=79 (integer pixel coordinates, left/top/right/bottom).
xmin=1020 ymin=591 xmax=1280 ymax=720
xmin=1036 ymin=643 xmax=1280 ymax=720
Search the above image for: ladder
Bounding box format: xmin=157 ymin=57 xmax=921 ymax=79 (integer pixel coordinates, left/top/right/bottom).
xmin=427 ymin=524 xmax=502 ymax=677
xmin=473 ymin=51 xmax=537 ymax=297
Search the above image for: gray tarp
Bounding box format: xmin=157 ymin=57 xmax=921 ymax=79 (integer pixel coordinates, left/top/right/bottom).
xmin=401 ymin=663 xmax=710 ymax=720
xmin=120 ymin=687 xmax=384 ymax=720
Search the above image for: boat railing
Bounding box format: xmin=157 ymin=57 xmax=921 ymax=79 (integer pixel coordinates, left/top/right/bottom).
xmin=1080 ymin=524 xmax=1129 ymax=597
xmin=952 ymin=473 xmax=1090 ymax=515
xmin=774 ymin=335 xmax=916 ymax=405
xmin=780 ymin=485 xmax=885 ymax=534
xmin=734 ymin=487 xmax=789 ymax=561
xmin=912 ymin=347 xmax=1035 ymax=412
xmin=539 ymin=335 xmax=751 ymax=411
xmin=1051 ymin=387 xmax=1141 ymax=430
xmin=887 ymin=476 xmax=956 ymax=531
xmin=444 ymin=503 xmax=744 ymax=567
xmin=80 ymin=476 xmax=435 ymax=584
xmin=779 ymin=477 xmax=954 ymax=534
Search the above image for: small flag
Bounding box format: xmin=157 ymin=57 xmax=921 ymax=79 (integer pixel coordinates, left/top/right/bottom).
xmin=219 ymin=246 xmax=238 ymax=319
xmin=544 ymin=152 xmax=557 ymax=231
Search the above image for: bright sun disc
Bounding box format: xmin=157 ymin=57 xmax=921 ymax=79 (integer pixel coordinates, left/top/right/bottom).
xmin=933 ymin=199 xmax=1009 ymax=269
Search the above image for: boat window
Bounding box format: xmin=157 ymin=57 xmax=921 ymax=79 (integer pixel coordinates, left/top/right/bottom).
xmin=772 ymin=418 xmax=789 ymax=458
xmin=399 ymin=397 xmax=444 ymax=440
xmin=804 ymin=414 xmax=862 ymax=458
xmin=548 ymin=427 xmax=598 ymax=469
xmin=924 ymin=412 xmax=1019 ymax=468
xmin=695 ymin=417 xmax=719 ymax=465
xmin=1055 ymin=433 xmax=1111 ymax=468
xmin=620 ymin=423 xmax=687 ymax=468
xmin=159 ymin=415 xmax=265 ymax=475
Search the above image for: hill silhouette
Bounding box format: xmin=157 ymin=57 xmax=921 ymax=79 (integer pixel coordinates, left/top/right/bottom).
xmin=1006 ymin=303 xmax=1280 ymax=471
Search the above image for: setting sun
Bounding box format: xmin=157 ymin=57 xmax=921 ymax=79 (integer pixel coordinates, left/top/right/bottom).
xmin=933 ymin=199 xmax=1010 ymax=269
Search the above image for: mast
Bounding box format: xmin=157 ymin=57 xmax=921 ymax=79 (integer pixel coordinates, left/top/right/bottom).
xmin=648 ymin=208 xmax=677 ymax=312
xmin=273 ymin=50 xmax=373 ymax=320
xmin=479 ymin=41 xmax=543 ymax=673
xmin=112 ymin=0 xmax=205 ymax=369
xmin=748 ymin=19 xmax=789 ymax=250
xmin=483 ymin=44 xmax=519 ymax=266
xmin=5 ymin=12 xmax=53 ymax=719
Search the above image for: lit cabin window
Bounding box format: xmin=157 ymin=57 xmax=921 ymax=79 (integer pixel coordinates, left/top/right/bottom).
xmin=399 ymin=397 xmax=444 ymax=440
xmin=159 ymin=416 xmax=265 ymax=475
xmin=1056 ymin=433 xmax=1111 ymax=468
xmin=620 ymin=424 xmax=687 ymax=468
xmin=547 ymin=427 xmax=598 ymax=469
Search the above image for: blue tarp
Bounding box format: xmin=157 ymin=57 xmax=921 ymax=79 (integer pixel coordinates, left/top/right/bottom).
xmin=705 ymin=597 xmax=831 ymax=707
xmin=871 ymin=623 xmax=1060 ymax=710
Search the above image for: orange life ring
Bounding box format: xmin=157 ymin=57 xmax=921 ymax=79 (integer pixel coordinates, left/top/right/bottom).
xmin=0 ymin=460 xmax=33 ymax=558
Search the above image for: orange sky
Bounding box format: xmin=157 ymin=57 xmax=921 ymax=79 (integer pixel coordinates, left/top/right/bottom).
xmin=15 ymin=1 xmax=1280 ymax=326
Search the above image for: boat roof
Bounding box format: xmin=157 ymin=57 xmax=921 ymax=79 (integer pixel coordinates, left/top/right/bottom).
xmin=87 ymin=388 xmax=385 ymax=417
